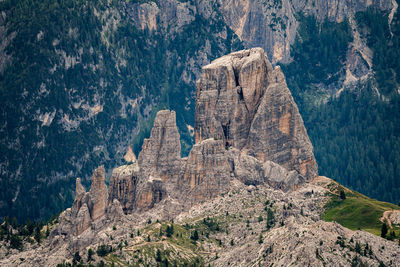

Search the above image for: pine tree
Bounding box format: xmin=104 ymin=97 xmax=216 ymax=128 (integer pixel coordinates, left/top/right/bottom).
xmin=191 ymin=230 xmax=199 ymax=241
xmin=381 ymin=223 xmax=388 ymax=238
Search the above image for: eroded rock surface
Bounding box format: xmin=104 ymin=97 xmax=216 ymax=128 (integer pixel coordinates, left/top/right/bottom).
xmin=108 ymin=164 xmax=139 ymax=214
xmin=195 ymin=48 xmax=318 ymax=180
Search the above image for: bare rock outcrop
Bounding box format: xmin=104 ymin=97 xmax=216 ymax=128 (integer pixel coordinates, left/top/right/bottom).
xmin=87 ymin=166 xmax=108 ymax=221
xmin=108 ymin=163 xmax=139 ymax=214
xmin=195 ymin=48 xmax=318 ymax=180
xmin=180 ymin=139 xmax=231 ymax=205
xmin=246 ymin=66 xmax=318 ymax=180
xmin=135 ymin=110 xmax=184 ymax=210
xmin=138 ymin=110 xmax=182 ymax=183
xmin=59 ymin=166 xmax=109 ymax=236
xmin=135 ymin=178 xmax=167 ymax=211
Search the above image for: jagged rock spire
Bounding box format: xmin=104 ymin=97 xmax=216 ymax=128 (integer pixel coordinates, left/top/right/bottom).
xmin=88 ymin=165 xmax=108 ymax=221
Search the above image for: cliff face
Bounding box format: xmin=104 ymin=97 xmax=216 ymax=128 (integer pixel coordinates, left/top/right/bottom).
xmin=217 ymin=0 xmax=393 ymax=63
xmin=195 ymin=48 xmax=317 ymax=180
xmin=58 ymin=48 xmax=315 ymax=237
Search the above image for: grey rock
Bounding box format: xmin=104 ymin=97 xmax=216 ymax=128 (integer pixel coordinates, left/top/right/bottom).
xmin=108 ymin=164 xmax=139 ymax=214
xmin=195 ymin=48 xmax=318 ymax=180
xmin=138 ymin=110 xmax=182 ymax=183
xmin=87 ymin=166 xmax=108 ymax=221
xmin=180 ymin=138 xmax=231 ymax=206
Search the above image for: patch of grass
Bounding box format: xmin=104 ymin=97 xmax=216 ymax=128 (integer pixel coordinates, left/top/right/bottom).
xmin=323 ymin=182 xmax=400 ymax=236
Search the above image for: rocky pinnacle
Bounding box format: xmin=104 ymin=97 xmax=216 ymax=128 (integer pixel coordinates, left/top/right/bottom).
xmin=195 ymin=48 xmax=318 ymax=180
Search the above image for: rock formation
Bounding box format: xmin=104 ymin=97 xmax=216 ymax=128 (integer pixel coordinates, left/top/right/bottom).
xmin=87 ymin=166 xmax=108 ymax=221
xmin=138 ymin=110 xmax=182 ymax=183
xmin=195 ymin=48 xmax=318 ymax=180
xmin=61 ymin=48 xmax=314 ymax=236
xmin=3 ymin=48 xmax=400 ymax=267
xmin=180 ymin=139 xmax=231 ymax=205
xmin=60 ymin=166 xmax=109 ymax=236
xmin=108 ymin=164 xmax=139 ymax=214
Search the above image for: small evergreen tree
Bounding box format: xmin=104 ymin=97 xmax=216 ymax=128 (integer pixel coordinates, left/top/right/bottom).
xmin=72 ymin=251 xmax=81 ymax=265
xmin=339 ymin=190 xmax=346 ymax=200
xmin=45 ymin=224 xmax=50 ymax=238
xmin=9 ymin=234 xmax=23 ymax=250
xmin=34 ymin=226 xmax=41 ymax=244
xmin=355 ymin=242 xmax=361 ymax=254
xmin=258 ymin=234 xmax=263 ymax=244
xmin=381 ymin=223 xmax=388 ymax=238
xmin=87 ymin=248 xmax=94 ymax=262
xmin=166 ymin=224 xmax=174 ymax=237
xmin=190 ymin=230 xmax=199 ymax=241
xmin=156 ymin=249 xmax=162 ymax=262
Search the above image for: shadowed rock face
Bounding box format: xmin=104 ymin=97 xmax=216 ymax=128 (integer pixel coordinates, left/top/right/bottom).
xmin=66 ymin=166 xmax=108 ymax=236
xmin=195 ymin=48 xmax=318 ymax=180
xmin=108 ymin=164 xmax=139 ymax=214
xmin=135 ymin=109 xmax=184 ymax=210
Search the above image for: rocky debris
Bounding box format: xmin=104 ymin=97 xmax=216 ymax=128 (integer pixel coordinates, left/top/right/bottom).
xmin=381 ymin=210 xmax=400 ymax=228
xmin=2 ymin=177 xmax=400 ymax=266
xmin=263 ymin=160 xmax=303 ymax=190
xmin=227 ymin=148 xmax=266 ymax=186
xmin=195 ymin=48 xmax=318 ymax=180
xmin=390 ymin=210 xmax=400 ymax=225
xmin=108 ymin=164 xmax=139 ymax=214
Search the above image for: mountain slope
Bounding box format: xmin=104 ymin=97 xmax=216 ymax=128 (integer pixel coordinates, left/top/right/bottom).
xmin=1 ymin=48 xmax=399 ymax=267
xmin=0 ymin=0 xmax=399 ymax=225
xmin=0 ymin=0 xmax=242 ymax=222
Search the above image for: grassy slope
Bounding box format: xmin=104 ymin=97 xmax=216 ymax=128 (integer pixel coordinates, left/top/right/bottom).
xmin=322 ymin=179 xmax=400 ymax=237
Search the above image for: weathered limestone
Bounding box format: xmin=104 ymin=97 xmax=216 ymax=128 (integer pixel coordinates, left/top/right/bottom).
xmin=72 ymin=178 xmax=86 ymax=216
xmin=135 ymin=178 xmax=166 ymax=211
xmin=58 ymin=48 xmax=317 ymax=239
xmin=87 ymin=166 xmax=108 ymax=221
xmin=108 ymin=164 xmax=139 ymax=214
xmin=246 ymin=66 xmax=318 ymax=180
xmin=138 ymin=110 xmax=182 ymax=183
xmin=195 ymin=48 xmax=272 ymax=149
xmin=74 ymin=204 xmax=91 ymax=236
xmin=63 ymin=166 xmax=109 ymax=236
xmin=195 ymin=48 xmax=318 ymax=180
xmin=123 ymin=145 xmax=137 ymax=163
xmin=180 ymin=139 xmax=231 ymax=205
